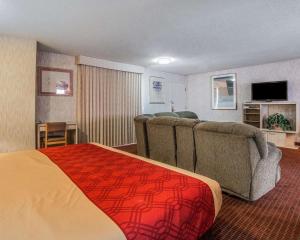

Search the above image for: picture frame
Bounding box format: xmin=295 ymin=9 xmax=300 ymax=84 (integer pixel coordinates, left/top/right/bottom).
xmin=149 ymin=76 xmax=165 ymax=104
xmin=38 ymin=67 xmax=73 ymax=96
xmin=211 ymin=73 xmax=237 ymax=110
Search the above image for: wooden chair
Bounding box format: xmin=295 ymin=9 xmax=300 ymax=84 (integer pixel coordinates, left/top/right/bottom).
xmin=44 ymin=122 xmax=67 ymax=148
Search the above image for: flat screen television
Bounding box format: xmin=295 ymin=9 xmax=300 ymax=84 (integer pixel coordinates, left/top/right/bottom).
xmin=251 ymin=81 xmax=288 ymax=101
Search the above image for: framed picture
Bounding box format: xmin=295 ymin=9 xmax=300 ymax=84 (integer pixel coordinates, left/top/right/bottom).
xmin=211 ymin=73 xmax=237 ymax=110
xmin=38 ymin=67 xmax=73 ymax=96
xmin=149 ymin=76 xmax=165 ymax=104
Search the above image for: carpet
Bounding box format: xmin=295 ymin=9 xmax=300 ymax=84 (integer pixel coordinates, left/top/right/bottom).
xmin=202 ymin=148 xmax=300 ymax=240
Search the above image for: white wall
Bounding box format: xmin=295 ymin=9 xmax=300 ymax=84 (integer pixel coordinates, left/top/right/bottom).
xmin=187 ymin=58 xmax=300 ymax=122
xmin=142 ymin=69 xmax=187 ymax=114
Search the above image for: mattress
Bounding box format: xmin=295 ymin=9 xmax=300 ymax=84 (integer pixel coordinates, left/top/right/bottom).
xmin=0 ymin=143 xmax=222 ymax=240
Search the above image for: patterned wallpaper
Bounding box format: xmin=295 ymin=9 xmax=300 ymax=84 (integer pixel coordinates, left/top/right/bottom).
xmin=36 ymin=51 xmax=77 ymax=122
xmin=0 ymin=36 xmax=37 ymax=152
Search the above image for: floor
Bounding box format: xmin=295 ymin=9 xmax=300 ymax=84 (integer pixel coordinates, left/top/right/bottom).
xmin=202 ymin=148 xmax=300 ymax=240
xmin=117 ymin=145 xmax=300 ymax=240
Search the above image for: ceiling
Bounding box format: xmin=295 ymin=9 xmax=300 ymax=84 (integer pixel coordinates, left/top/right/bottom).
xmin=1 ymin=0 xmax=300 ymax=75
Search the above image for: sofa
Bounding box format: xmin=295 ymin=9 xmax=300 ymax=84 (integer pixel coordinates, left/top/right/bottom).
xmin=134 ymin=111 xmax=198 ymax=157
xmin=134 ymin=113 xmax=282 ymax=201
xmin=194 ymin=122 xmax=281 ymax=201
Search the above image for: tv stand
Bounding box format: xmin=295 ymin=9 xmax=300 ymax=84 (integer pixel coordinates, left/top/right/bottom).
xmin=243 ymin=101 xmax=298 ymax=149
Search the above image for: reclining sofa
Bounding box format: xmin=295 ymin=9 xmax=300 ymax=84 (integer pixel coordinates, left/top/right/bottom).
xmin=134 ymin=113 xmax=282 ymax=201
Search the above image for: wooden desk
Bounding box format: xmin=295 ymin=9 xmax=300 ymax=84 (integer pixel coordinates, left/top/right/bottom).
xmin=36 ymin=122 xmax=78 ymax=149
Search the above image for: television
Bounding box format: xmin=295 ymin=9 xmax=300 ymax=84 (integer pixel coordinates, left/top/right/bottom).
xmin=251 ymin=81 xmax=288 ymax=101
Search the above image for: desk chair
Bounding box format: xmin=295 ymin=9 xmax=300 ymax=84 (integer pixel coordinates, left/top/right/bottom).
xmin=44 ymin=122 xmax=67 ymax=148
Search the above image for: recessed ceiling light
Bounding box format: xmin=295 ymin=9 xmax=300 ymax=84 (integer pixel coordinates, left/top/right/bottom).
xmin=153 ymin=57 xmax=175 ymax=65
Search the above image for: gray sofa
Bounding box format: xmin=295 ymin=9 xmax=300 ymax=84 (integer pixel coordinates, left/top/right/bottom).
xmin=134 ymin=111 xmax=198 ymax=157
xmin=134 ymin=114 xmax=282 ymax=201
xmin=194 ymin=122 xmax=281 ymax=201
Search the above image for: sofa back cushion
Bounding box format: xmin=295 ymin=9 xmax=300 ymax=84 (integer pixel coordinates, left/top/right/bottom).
xmin=175 ymin=111 xmax=199 ymax=119
xmin=198 ymin=122 xmax=268 ymax=158
xmin=154 ymin=112 xmax=179 ymax=117
xmin=134 ymin=114 xmax=153 ymax=157
xmin=175 ymin=118 xmax=200 ymax=172
xmin=147 ymin=117 xmax=177 ymax=166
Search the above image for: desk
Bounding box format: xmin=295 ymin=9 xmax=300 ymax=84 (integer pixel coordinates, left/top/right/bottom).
xmin=36 ymin=122 xmax=78 ymax=149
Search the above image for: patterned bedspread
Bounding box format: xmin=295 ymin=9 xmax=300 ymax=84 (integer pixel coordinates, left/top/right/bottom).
xmin=40 ymin=144 xmax=215 ymax=240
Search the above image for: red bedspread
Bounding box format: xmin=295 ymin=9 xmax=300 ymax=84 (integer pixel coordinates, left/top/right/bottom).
xmin=40 ymin=144 xmax=215 ymax=240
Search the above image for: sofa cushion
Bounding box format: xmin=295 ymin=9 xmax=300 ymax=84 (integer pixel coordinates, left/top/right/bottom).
xmin=134 ymin=114 xmax=154 ymax=122
xmin=196 ymin=122 xmax=268 ymax=159
xmin=175 ymin=111 xmax=199 ymax=119
xmin=147 ymin=117 xmax=177 ymax=166
xmin=175 ymin=118 xmax=200 ymax=127
xmin=147 ymin=116 xmax=178 ymax=126
xmin=175 ymin=119 xmax=200 ymax=172
xmin=154 ymin=112 xmax=179 ymax=117
xmin=134 ymin=114 xmax=154 ymax=157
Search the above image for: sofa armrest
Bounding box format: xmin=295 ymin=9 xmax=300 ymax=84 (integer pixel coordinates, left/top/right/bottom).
xmin=266 ymin=143 xmax=282 ymax=164
xmin=251 ymin=142 xmax=282 ymax=200
xmin=267 ymin=142 xmax=277 ymax=148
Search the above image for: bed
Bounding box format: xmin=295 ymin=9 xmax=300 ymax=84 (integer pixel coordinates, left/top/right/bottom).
xmin=0 ymin=143 xmax=222 ymax=240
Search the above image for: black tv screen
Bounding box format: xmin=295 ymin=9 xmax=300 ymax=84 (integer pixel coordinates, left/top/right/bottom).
xmin=251 ymin=81 xmax=288 ymax=101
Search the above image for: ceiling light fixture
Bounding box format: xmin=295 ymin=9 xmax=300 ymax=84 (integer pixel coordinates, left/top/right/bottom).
xmin=153 ymin=57 xmax=175 ymax=65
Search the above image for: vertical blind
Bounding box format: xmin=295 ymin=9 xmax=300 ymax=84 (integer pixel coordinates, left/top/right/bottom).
xmin=77 ymin=65 xmax=142 ymax=146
